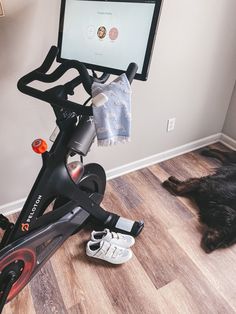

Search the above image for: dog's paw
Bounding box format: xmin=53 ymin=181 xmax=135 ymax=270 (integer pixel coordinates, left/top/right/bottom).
xmin=162 ymin=180 xmax=177 ymax=196
xmin=168 ymin=176 xmax=181 ymax=184
xmin=201 ymin=229 xmax=223 ymax=253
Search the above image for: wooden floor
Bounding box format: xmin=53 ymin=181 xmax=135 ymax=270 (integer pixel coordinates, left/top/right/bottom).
xmin=3 ymin=143 xmax=236 ymax=314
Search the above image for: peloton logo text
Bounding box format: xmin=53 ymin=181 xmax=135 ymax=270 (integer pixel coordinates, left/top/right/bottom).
xmin=22 ymin=195 xmax=42 ymax=231
xmin=27 ymin=195 xmax=42 ymax=222
xmin=21 ymin=195 xmax=42 ymax=232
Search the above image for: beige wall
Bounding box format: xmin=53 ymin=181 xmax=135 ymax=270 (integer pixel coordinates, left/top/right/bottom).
xmin=0 ymin=0 xmax=236 ymax=206
xmin=223 ymin=82 xmax=236 ymax=139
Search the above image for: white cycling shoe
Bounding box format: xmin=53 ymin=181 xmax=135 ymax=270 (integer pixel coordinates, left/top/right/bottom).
xmin=86 ymin=240 xmax=132 ymax=264
xmin=91 ymin=228 xmax=135 ymax=248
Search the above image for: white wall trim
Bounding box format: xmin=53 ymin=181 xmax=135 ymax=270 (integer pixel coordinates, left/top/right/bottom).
xmin=106 ymin=133 xmax=221 ymax=180
xmin=0 ymin=198 xmax=26 ymax=216
xmin=220 ymin=133 xmax=236 ymax=150
xmin=2 ymin=132 xmax=235 ymax=216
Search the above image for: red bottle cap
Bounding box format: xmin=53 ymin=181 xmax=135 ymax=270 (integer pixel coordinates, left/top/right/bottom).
xmin=32 ymin=139 xmax=47 ymax=154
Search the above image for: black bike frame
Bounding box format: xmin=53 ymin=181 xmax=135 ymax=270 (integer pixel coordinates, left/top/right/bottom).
xmin=0 ymin=45 xmax=143 ymax=312
xmin=5 ymin=115 xmax=109 ymax=245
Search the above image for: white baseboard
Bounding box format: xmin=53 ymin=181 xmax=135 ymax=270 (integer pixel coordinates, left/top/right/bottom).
xmin=2 ymin=132 xmax=235 ymax=216
xmin=106 ymin=133 xmax=221 ymax=180
xmin=0 ymin=198 xmax=26 ymax=216
xmin=220 ymin=133 xmax=236 ymax=150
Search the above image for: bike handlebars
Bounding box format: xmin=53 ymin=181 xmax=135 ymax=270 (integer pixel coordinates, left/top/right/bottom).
xmin=17 ymin=46 xmax=138 ymax=116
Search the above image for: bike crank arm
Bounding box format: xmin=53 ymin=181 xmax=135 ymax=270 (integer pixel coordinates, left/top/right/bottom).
xmin=69 ymin=189 xmax=144 ymax=237
xmin=0 ymin=272 xmax=18 ymax=313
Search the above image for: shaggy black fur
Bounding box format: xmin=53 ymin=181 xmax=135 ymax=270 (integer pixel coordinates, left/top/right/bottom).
xmin=162 ymin=148 xmax=236 ymax=253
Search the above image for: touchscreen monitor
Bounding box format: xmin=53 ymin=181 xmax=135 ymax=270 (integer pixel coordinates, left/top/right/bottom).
xmin=58 ymin=0 xmax=162 ymax=80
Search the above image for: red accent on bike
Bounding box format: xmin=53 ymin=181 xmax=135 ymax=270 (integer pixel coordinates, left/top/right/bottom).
xmin=32 ymin=139 xmax=47 ymax=154
xmin=21 ymin=223 xmax=29 ymax=232
xmin=67 ymin=162 xmax=84 ymax=183
xmin=0 ymin=248 xmax=36 ymax=302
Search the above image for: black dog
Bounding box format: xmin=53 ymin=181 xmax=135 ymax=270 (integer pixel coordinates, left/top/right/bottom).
xmin=162 ymin=148 xmax=236 ymax=253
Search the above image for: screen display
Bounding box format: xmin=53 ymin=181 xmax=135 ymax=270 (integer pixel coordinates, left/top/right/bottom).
xmin=58 ymin=0 xmax=162 ymax=80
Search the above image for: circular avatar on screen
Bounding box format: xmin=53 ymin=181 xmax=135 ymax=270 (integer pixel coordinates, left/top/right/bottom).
xmin=97 ymin=26 xmax=107 ymax=39
xmin=109 ymin=27 xmax=119 ymax=41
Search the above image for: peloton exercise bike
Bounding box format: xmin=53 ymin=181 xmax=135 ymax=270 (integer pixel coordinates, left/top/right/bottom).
xmin=0 ymin=0 xmax=162 ymax=311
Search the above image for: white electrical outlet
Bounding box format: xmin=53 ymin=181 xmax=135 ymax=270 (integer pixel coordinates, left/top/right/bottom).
xmin=167 ymin=118 xmax=176 ymax=132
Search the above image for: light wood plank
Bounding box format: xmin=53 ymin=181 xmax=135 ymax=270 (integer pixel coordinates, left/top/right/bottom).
xmin=169 ymin=219 xmax=236 ymax=310
xmin=29 ymin=261 xmax=67 ymax=314
xmin=148 ymin=163 xmax=199 ymax=215
xmin=50 ymin=235 xmax=88 ymax=311
xmin=65 ymin=230 xmax=161 ymax=314
xmin=2 ymin=284 xmax=36 ymax=314
xmin=65 ymin=231 xmax=117 ymax=314
xmin=50 ymin=230 xmax=115 ymax=313
xmin=105 ymin=169 xmax=193 ymax=231
xmin=155 ymin=279 xmax=201 ymax=314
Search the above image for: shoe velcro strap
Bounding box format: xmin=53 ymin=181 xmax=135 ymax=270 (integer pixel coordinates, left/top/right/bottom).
xmin=111 ymin=232 xmax=119 ymax=239
xmin=95 ymin=249 xmax=104 ymax=258
xmin=112 ymin=247 xmax=120 ymax=258
xmin=105 ymin=246 xmax=116 ymax=259
xmin=94 ymin=242 xmax=110 ymax=257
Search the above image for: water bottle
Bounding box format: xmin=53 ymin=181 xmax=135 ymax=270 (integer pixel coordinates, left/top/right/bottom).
xmin=68 ymin=116 xmax=96 ymax=156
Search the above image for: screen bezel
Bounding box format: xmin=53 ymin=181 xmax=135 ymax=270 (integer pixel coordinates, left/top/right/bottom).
xmin=57 ymin=0 xmax=162 ymax=81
